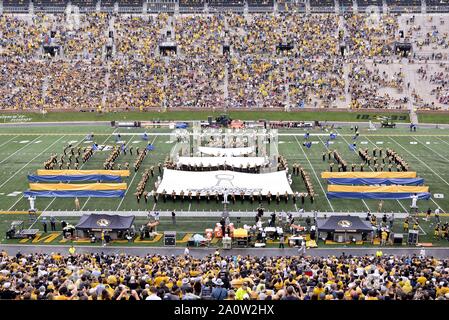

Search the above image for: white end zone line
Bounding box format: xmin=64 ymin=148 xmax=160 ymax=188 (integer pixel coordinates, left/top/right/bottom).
xmin=293 ymin=135 xmax=334 ymax=212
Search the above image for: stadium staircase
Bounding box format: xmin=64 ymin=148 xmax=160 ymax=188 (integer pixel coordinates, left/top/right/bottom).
xmin=0 ymin=0 xmax=3 ymax=15
xmin=421 ymin=0 xmax=426 ymax=13
xmin=382 ymin=0 xmax=387 ymax=12
xmin=305 ymin=0 xmax=310 ymax=13
xmin=353 ymin=0 xmax=357 ymax=12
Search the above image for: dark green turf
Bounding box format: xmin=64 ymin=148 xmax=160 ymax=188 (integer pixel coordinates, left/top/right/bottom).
xmin=0 ymin=110 xmax=412 ymax=123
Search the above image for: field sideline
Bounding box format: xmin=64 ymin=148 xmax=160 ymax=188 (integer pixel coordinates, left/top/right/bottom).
xmin=0 ymin=124 xmax=449 ymax=246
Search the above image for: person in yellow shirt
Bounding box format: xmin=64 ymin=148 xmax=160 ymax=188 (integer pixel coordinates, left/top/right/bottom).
xmin=235 ymin=282 xmax=252 ymax=300
xmin=381 ymin=230 xmax=388 ymax=246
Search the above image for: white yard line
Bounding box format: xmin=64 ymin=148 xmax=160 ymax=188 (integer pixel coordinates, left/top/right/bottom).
xmin=0 ymin=135 xmax=19 ymax=149
xmin=332 ymin=130 xmax=373 ymax=212
xmin=293 ymin=136 xmax=334 ymax=212
xmin=0 ymin=135 xmax=42 ymax=164
xmin=29 ymin=130 xmax=118 ymax=229
xmin=115 ymin=135 xmax=158 ymax=211
xmin=412 ymin=137 xmax=449 ymax=163
xmin=79 ymin=129 xmax=121 ymax=211
xmin=0 ymin=135 xmax=64 ymax=191
xmin=362 ymin=136 xmax=409 ymax=214
xmin=434 ymin=136 xmax=449 ymax=147
xmin=389 ymin=137 xmax=447 ymax=213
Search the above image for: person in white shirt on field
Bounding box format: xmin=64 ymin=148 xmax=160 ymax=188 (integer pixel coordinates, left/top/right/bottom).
xmin=410 ymin=193 xmax=419 ymax=214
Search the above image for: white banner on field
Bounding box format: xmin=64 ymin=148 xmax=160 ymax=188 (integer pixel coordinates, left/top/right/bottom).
xmin=176 ymin=157 xmax=267 ymax=168
xmin=157 ymin=169 xmax=293 ymax=195
xmin=198 ymin=146 xmax=254 ymax=157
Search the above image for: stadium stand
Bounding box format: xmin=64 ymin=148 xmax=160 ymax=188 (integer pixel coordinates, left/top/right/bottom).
xmin=2 ymin=0 xmax=29 ymax=12
xmin=277 ymin=0 xmax=306 ymax=12
xmin=147 ymin=0 xmax=176 ymax=13
xmin=356 ymin=0 xmax=383 ymax=8
xmin=100 ymin=0 xmax=115 ymax=11
xmin=117 ymin=0 xmax=143 ymax=12
xmin=247 ymin=0 xmax=274 ymax=12
xmin=71 ymin=0 xmax=97 ymax=13
xmin=33 ymin=0 xmax=68 ymax=12
xmin=426 ymin=0 xmax=449 ymax=12
xmin=386 ymin=0 xmax=422 ymax=12
xmin=1 ymin=251 xmax=449 ymax=300
xmin=310 ymin=0 xmax=335 ymax=12
xmin=208 ymin=0 xmax=245 ymax=13
xmin=179 ymin=0 xmax=205 ymax=12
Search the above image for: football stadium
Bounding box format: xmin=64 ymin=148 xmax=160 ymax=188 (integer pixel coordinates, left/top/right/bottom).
xmin=0 ymin=0 xmax=449 ymax=303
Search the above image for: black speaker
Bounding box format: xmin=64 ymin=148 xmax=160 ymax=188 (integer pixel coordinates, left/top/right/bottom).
xmin=164 ymin=231 xmax=176 ymax=246
xmin=109 ymin=31 xmax=113 ymax=38
xmin=51 ymin=31 xmax=56 ymax=38
xmin=399 ymin=30 xmax=404 ymax=38
xmin=167 ymin=30 xmax=172 ymax=38
xmin=408 ymin=230 xmax=419 ymax=245
xmin=393 ymin=233 xmax=403 ymax=244
xmin=208 ymin=116 xmax=213 ymax=125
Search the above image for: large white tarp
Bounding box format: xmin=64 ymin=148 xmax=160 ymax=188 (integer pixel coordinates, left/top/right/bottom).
xmin=176 ymin=157 xmax=267 ymax=168
xmin=157 ymin=169 xmax=293 ymax=195
xmin=198 ymin=146 xmax=254 ymax=157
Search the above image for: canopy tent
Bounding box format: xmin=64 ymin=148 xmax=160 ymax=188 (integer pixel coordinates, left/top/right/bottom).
xmin=76 ymin=214 xmax=135 ymax=232
xmin=176 ymin=157 xmax=267 ymax=168
xmin=317 ymin=216 xmax=373 ymax=233
xmin=198 ymin=146 xmax=255 ymax=157
xmin=156 ymin=169 xmax=293 ymax=196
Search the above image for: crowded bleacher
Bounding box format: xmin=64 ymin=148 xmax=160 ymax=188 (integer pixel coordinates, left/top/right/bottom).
xmin=1 ymin=250 xmax=449 ymax=300
xmin=0 ymin=1 xmax=447 ymax=112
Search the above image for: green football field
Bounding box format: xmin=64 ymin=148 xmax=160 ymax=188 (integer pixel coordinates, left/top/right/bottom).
xmin=0 ymin=123 xmax=449 ymax=246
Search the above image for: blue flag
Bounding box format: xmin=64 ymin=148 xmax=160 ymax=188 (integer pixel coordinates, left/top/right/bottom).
xmin=349 ymin=143 xmax=356 ymax=152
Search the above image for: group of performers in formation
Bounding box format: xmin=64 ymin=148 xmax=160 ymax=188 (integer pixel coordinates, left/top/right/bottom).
xmin=103 ymin=146 xmax=123 ymax=170
xmin=292 ymin=164 xmax=315 ymax=204
xmin=43 ymin=145 xmax=93 ymax=170
xmin=320 ymin=147 xmax=410 ymax=172
xmin=164 ymin=161 xmax=265 ymax=173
